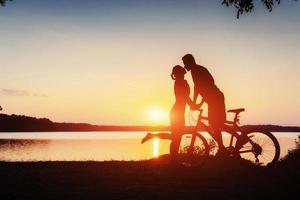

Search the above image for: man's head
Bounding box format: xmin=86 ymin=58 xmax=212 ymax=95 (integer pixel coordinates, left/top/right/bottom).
xmin=182 ymin=54 xmax=196 ymax=71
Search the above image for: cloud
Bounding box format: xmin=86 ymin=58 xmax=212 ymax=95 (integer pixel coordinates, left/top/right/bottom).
xmin=0 ymin=89 xmax=47 ymax=97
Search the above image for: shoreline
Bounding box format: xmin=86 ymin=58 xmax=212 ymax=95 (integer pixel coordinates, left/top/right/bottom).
xmin=1 ymin=129 xmax=300 ymax=133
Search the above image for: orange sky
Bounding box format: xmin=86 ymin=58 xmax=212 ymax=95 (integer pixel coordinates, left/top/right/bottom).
xmin=0 ymin=1 xmax=299 ymax=126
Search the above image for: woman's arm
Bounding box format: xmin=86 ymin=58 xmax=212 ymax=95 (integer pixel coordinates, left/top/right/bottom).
xmin=186 ymin=97 xmax=195 ymax=108
xmin=187 ymin=97 xmax=204 ymax=110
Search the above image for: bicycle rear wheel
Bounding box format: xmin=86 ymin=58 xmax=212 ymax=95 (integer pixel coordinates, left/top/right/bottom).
xmin=236 ymin=130 xmax=280 ymax=166
xmin=176 ymin=132 xmax=210 ymax=167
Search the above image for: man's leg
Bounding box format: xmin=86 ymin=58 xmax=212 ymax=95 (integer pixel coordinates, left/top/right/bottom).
xmin=210 ymin=126 xmax=224 ymax=149
xmin=214 ymin=128 xmax=225 ymax=150
xmin=208 ymin=91 xmax=226 ymax=153
xmin=210 ymin=123 xmax=228 ymax=157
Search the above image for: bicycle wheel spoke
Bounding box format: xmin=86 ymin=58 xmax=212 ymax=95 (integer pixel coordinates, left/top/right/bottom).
xmin=263 ymin=151 xmax=275 ymax=159
xmin=260 ymin=154 xmax=271 ymax=163
xmin=261 ymin=138 xmax=272 ymax=147
xmin=261 ymin=136 xmax=268 ymax=146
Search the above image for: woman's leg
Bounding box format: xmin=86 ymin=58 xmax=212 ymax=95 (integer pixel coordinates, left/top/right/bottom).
xmin=141 ymin=132 xmax=172 ymax=144
xmin=169 ymin=106 xmax=185 ymax=156
xmin=169 ymin=131 xmax=182 ymax=156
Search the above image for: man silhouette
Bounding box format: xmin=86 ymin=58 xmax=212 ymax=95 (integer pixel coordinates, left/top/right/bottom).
xmin=182 ymin=54 xmax=226 ymax=155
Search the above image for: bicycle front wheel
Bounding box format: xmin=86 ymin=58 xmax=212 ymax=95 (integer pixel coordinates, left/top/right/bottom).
xmin=236 ymin=130 xmax=280 ymax=166
xmin=176 ymin=132 xmax=210 ymax=167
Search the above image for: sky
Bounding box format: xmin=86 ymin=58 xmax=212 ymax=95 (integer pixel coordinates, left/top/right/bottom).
xmin=0 ymin=0 xmax=299 ymax=126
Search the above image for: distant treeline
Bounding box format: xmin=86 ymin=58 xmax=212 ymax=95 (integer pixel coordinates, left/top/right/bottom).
xmin=0 ymin=114 xmax=300 ymax=132
xmin=0 ymin=114 xmax=169 ymax=132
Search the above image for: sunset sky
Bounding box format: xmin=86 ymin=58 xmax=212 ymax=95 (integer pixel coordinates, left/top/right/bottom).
xmin=0 ymin=0 xmax=299 ymax=126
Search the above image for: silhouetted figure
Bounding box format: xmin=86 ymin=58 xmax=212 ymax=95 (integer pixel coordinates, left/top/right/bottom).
xmin=182 ymin=54 xmax=226 ymax=155
xmin=141 ymin=65 xmax=195 ymax=156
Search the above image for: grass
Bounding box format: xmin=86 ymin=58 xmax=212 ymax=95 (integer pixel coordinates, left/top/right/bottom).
xmin=0 ymin=156 xmax=298 ymax=200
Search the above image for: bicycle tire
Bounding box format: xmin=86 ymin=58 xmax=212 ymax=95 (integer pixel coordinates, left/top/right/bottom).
xmin=176 ymin=132 xmax=210 ymax=167
xmin=236 ymin=130 xmax=280 ymax=166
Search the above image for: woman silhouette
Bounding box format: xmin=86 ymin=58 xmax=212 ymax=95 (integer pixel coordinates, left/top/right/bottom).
xmin=141 ymin=65 xmax=195 ymax=156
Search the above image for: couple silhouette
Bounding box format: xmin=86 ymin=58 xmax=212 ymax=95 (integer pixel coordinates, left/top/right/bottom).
xmin=142 ymin=54 xmax=226 ymax=156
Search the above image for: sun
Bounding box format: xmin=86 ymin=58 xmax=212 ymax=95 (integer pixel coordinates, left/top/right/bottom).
xmin=147 ymin=107 xmax=168 ymax=123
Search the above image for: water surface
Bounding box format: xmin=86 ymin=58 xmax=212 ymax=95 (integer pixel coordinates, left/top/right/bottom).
xmin=0 ymin=132 xmax=298 ymax=161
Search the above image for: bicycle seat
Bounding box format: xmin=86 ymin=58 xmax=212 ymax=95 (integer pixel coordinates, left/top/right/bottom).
xmin=227 ymin=108 xmax=245 ymax=114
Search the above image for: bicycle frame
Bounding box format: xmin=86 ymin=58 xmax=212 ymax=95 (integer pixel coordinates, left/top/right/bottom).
xmin=190 ymin=109 xmax=243 ymax=151
xmin=185 ymin=109 xmax=280 ymax=165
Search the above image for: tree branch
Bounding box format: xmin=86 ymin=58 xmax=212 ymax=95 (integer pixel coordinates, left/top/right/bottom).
xmin=0 ymin=0 xmax=12 ymax=6
xmin=222 ymin=0 xmax=297 ymax=18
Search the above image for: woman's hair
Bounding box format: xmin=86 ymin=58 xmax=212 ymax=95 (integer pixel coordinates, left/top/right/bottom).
xmin=171 ymin=65 xmax=186 ymax=80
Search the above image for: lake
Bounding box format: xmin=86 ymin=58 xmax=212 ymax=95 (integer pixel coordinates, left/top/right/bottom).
xmin=0 ymin=132 xmax=299 ymax=161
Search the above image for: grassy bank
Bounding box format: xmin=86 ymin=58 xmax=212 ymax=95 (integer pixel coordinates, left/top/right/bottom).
xmin=0 ymin=152 xmax=299 ymax=200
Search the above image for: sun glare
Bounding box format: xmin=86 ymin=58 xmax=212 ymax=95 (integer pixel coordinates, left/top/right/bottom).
xmin=148 ymin=108 xmax=168 ymax=123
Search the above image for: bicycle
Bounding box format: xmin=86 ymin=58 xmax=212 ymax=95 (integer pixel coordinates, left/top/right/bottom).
xmin=175 ymin=108 xmax=280 ymax=167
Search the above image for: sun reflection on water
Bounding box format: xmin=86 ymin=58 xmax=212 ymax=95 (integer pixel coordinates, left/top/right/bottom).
xmin=153 ymin=138 xmax=160 ymax=158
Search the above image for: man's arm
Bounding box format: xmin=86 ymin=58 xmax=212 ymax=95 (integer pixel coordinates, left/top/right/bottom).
xmin=193 ymin=85 xmax=200 ymax=103
xmin=191 ymin=68 xmax=201 ymax=103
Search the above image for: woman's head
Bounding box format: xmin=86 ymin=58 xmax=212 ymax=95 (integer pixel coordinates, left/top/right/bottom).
xmin=171 ymin=65 xmax=186 ymax=80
